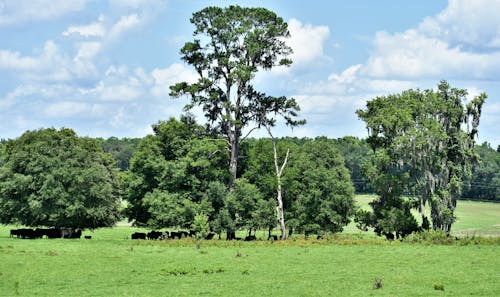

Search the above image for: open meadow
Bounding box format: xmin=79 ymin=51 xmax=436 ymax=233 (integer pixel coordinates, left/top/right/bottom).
xmin=1 ymin=198 xmax=499 ymax=297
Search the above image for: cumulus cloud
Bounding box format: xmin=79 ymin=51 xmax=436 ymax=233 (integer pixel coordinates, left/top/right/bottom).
xmin=0 ymin=0 xmax=88 ymax=26
xmin=151 ymin=63 xmax=197 ymax=97
xmin=0 ymin=41 xmax=75 ymax=81
xmin=419 ymin=0 xmax=500 ymax=49
xmin=287 ymin=18 xmax=330 ymax=65
xmin=359 ymin=0 xmax=500 ymax=81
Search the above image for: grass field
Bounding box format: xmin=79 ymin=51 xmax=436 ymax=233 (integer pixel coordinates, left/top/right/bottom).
xmin=0 ymin=198 xmax=499 ymax=296
xmin=344 ymin=195 xmax=500 ymax=236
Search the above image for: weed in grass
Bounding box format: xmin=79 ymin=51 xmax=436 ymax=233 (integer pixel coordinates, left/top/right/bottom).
xmin=47 ymin=250 xmax=59 ymax=256
xmin=215 ymin=267 xmax=225 ymax=273
xmin=241 ymin=269 xmax=249 ymax=275
xmin=199 ymin=250 xmax=208 ymax=254
xmin=433 ymin=282 xmax=445 ymax=291
xmin=373 ymin=278 xmax=383 ymax=289
xmin=235 ymin=251 xmax=242 ymax=257
xmin=160 ymin=267 xmax=193 ymax=276
xmin=14 ymin=279 xmax=20 ymax=295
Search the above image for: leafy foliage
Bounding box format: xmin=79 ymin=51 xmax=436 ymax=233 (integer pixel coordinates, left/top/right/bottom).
xmin=123 ymin=115 xmax=229 ymax=227
xmin=0 ymin=128 xmax=121 ymax=228
xmin=290 ymin=138 xmax=356 ymax=235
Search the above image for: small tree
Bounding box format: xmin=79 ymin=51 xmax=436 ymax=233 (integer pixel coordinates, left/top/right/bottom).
xmin=191 ymin=213 xmax=210 ymax=249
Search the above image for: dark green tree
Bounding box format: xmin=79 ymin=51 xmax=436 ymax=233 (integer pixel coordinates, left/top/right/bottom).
xmin=123 ymin=115 xmax=229 ymax=227
xmin=99 ymin=137 xmax=141 ymax=171
xmin=170 ymin=5 xmax=304 ymax=185
xmin=0 ymin=128 xmax=121 ymax=229
xmin=291 ymin=138 xmax=356 ymax=236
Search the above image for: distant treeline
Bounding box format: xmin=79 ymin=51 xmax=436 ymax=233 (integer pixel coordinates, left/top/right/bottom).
xmin=97 ymin=135 xmax=499 ymax=201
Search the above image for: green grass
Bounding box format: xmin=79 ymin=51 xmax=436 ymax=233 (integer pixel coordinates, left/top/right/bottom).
xmin=1 ymin=198 xmax=499 ymax=296
xmin=0 ymin=234 xmax=499 ymax=297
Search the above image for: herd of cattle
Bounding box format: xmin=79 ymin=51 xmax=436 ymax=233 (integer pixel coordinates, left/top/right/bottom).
xmin=131 ymin=230 xmax=216 ymax=240
xmin=9 ymin=228 xmax=90 ymax=239
xmin=8 ymin=227 xmax=279 ymax=241
xmin=131 ymin=230 xmax=279 ymax=241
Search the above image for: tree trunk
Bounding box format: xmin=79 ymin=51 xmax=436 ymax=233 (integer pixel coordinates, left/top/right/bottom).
xmin=267 ymin=126 xmax=289 ymax=240
xmin=229 ymin=128 xmax=240 ymax=186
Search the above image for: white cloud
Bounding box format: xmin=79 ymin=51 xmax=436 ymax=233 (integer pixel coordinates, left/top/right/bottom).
xmin=362 ymin=29 xmax=500 ymax=80
xmin=0 ymin=0 xmax=88 ymax=26
xmin=287 ymin=18 xmax=330 ymax=65
xmin=62 ymin=22 xmax=106 ymax=38
xmin=357 ymin=0 xmax=500 ymax=81
xmin=108 ymin=14 xmax=141 ymax=40
xmin=419 ymin=0 xmax=500 ymax=48
xmin=151 ymin=63 xmax=197 ymax=97
xmin=0 ymin=41 xmax=75 ymax=81
xmin=44 ymin=102 xmax=92 ymax=118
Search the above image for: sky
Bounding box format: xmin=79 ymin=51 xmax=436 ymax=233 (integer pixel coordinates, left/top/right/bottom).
xmin=1 ymin=0 xmax=499 ymax=147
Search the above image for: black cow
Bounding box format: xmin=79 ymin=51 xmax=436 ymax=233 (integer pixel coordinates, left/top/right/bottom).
xmin=10 ymin=229 xmax=19 ymax=238
xmin=170 ymin=231 xmax=181 ymax=239
xmin=244 ymin=235 xmax=256 ymax=241
xmin=61 ymin=228 xmax=82 ymax=239
xmin=205 ymin=232 xmax=215 ymax=240
xmin=147 ymin=230 xmax=163 ymax=240
xmin=131 ymin=232 xmax=146 ymax=240
xmin=84 ymin=235 xmax=92 ymax=239
xmin=46 ymin=228 xmax=63 ymax=239
xmin=17 ymin=228 xmax=36 ymax=239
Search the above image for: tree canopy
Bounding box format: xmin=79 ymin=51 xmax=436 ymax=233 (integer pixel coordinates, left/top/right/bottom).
xmin=0 ymin=128 xmax=121 ymax=229
xmin=357 ymin=80 xmax=486 ymax=232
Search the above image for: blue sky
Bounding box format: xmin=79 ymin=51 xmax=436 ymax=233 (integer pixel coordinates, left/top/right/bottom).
xmin=1 ymin=0 xmax=499 ymax=147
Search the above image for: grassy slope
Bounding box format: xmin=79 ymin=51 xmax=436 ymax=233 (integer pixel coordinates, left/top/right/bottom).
xmin=0 ymin=237 xmax=498 ymax=297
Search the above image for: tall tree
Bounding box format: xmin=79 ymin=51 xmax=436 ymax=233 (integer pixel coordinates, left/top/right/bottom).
xmin=0 ymin=128 xmax=121 ymax=229
xmin=170 ymin=5 xmax=304 ymax=185
xmin=357 ymin=81 xmax=486 ymax=232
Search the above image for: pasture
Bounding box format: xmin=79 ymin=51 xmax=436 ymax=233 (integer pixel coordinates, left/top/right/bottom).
xmin=0 ymin=198 xmax=499 ymax=297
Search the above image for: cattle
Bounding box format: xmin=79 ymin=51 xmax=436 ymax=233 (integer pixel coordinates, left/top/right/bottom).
xmin=268 ymin=235 xmax=278 ymax=240
xmin=147 ymin=230 xmax=164 ymax=240
xmin=10 ymin=229 xmax=19 ymax=238
xmin=84 ymin=235 xmax=92 ymax=239
xmin=169 ymin=231 xmax=181 ymax=239
xmin=16 ymin=228 xmax=36 ymax=239
xmin=61 ymin=228 xmax=81 ymax=239
xmin=384 ymin=232 xmax=395 ymax=240
xmin=131 ymin=232 xmax=146 ymax=240
xmin=226 ymin=231 xmax=236 ymax=240
xmin=46 ymin=228 xmax=63 ymax=239
xmin=244 ymin=235 xmax=256 ymax=241
xmin=205 ymin=232 xmax=215 ymax=240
